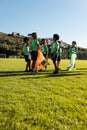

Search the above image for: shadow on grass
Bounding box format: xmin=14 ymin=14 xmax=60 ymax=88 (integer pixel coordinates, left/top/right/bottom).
xmin=0 ymin=71 xmax=31 ymax=77
xmin=0 ymin=69 xmax=85 ymax=78
xmin=77 ymin=68 xmax=87 ymax=70
xmin=21 ymin=71 xmax=84 ymax=80
xmin=0 ymin=70 xmax=52 ymax=77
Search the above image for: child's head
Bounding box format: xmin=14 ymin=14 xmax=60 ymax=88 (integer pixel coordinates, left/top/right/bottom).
xmin=40 ymin=39 xmax=45 ymax=45
xmin=23 ymin=37 xmax=29 ymax=43
xmin=72 ymin=41 xmax=77 ymax=46
xmin=32 ymin=32 xmax=37 ymax=39
xmin=53 ymin=34 xmax=60 ymax=41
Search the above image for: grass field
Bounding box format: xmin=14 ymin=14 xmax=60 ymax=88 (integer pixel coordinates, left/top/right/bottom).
xmin=0 ymin=58 xmax=87 ymax=130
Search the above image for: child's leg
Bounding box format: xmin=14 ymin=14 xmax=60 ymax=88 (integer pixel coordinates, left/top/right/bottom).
xmin=74 ymin=62 xmax=76 ymax=68
xmin=68 ymin=54 xmax=76 ymax=71
xmin=31 ymin=51 xmax=38 ymax=71
xmin=25 ymin=62 xmax=29 ymax=71
xmin=57 ymin=61 xmax=60 ymax=69
xmin=25 ymin=60 xmax=31 ymax=71
xmin=28 ymin=60 xmax=31 ymax=71
xmin=57 ymin=55 xmax=61 ymax=70
xmin=45 ymin=65 xmax=47 ymax=69
xmin=53 ymin=60 xmax=58 ymax=72
xmin=45 ymin=60 xmax=47 ymax=70
xmin=32 ymin=60 xmax=35 ymax=71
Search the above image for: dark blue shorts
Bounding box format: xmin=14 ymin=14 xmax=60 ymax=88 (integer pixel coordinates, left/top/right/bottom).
xmin=51 ymin=53 xmax=58 ymax=61
xmin=24 ymin=55 xmax=30 ymax=62
xmin=57 ymin=55 xmax=62 ymax=61
xmin=31 ymin=51 xmax=38 ymax=61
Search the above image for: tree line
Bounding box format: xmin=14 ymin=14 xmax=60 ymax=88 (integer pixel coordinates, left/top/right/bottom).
xmin=0 ymin=32 xmax=87 ymax=59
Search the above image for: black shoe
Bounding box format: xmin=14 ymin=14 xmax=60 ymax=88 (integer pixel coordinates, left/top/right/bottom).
xmin=29 ymin=69 xmax=32 ymax=72
xmin=38 ymin=69 xmax=42 ymax=72
xmin=25 ymin=70 xmax=28 ymax=72
xmin=53 ymin=70 xmax=58 ymax=74
xmin=30 ymin=70 xmax=39 ymax=74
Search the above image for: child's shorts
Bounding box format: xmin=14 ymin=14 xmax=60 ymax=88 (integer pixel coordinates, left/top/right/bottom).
xmin=51 ymin=53 xmax=58 ymax=61
xmin=31 ymin=51 xmax=38 ymax=61
xmin=24 ymin=55 xmax=31 ymax=62
xmin=57 ymin=55 xmax=62 ymax=61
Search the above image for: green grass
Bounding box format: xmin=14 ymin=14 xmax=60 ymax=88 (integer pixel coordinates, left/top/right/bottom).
xmin=0 ymin=58 xmax=87 ymax=130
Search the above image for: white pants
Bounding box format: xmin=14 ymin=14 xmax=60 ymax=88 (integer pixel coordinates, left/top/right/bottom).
xmin=67 ymin=54 xmax=77 ymax=71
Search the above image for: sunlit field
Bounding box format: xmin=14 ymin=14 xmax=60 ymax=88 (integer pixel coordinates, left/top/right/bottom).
xmin=0 ymin=58 xmax=87 ymax=130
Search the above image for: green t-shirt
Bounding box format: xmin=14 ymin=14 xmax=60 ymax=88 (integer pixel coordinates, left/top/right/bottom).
xmin=31 ymin=39 xmax=39 ymax=51
xmin=69 ymin=46 xmax=78 ymax=58
xmin=51 ymin=41 xmax=59 ymax=54
xmin=23 ymin=43 xmax=30 ymax=55
xmin=58 ymin=47 xmax=62 ymax=56
xmin=41 ymin=44 xmax=48 ymax=54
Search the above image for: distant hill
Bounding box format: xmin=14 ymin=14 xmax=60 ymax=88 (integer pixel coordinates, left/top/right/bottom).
xmin=0 ymin=32 xmax=87 ymax=59
xmin=0 ymin=32 xmax=24 ymax=58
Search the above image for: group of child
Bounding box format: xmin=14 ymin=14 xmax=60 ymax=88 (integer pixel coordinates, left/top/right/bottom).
xmin=23 ymin=32 xmax=78 ymax=74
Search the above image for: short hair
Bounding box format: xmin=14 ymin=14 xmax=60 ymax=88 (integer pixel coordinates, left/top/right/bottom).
xmin=32 ymin=32 xmax=37 ymax=36
xmin=72 ymin=41 xmax=77 ymax=45
xmin=53 ymin=34 xmax=60 ymax=40
xmin=23 ymin=37 xmax=29 ymax=42
xmin=40 ymin=39 xmax=45 ymax=44
xmin=31 ymin=32 xmax=37 ymax=39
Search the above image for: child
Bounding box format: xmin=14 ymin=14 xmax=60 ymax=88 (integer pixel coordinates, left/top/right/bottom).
xmin=41 ymin=38 xmax=48 ymax=70
xmin=23 ymin=37 xmax=31 ymax=72
xmin=57 ymin=41 xmax=62 ymax=70
xmin=67 ymin=41 xmax=78 ymax=71
xmin=51 ymin=34 xmax=59 ymax=73
xmin=31 ymin=32 xmax=40 ymax=72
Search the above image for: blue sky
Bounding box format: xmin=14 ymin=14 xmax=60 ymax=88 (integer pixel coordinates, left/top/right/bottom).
xmin=0 ymin=0 xmax=87 ymax=48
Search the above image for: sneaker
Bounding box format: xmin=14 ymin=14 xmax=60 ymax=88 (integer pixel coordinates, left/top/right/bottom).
xmin=25 ymin=70 xmax=28 ymax=72
xmin=31 ymin=70 xmax=39 ymax=74
xmin=53 ymin=70 xmax=58 ymax=74
xmin=42 ymin=69 xmax=46 ymax=72
xmin=29 ymin=69 xmax=32 ymax=72
xmin=73 ymin=68 xmax=76 ymax=71
xmin=38 ymin=69 xmax=42 ymax=72
xmin=31 ymin=71 xmax=36 ymax=75
xmin=68 ymin=68 xmax=72 ymax=71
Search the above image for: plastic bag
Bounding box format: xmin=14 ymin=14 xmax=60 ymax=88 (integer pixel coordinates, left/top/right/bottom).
xmin=34 ymin=47 xmax=47 ymax=70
